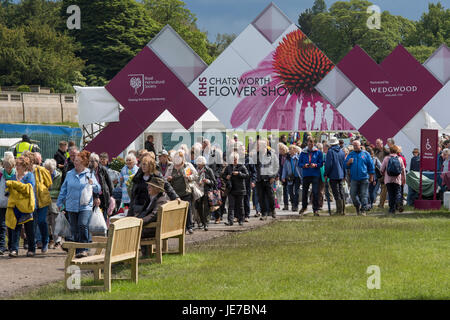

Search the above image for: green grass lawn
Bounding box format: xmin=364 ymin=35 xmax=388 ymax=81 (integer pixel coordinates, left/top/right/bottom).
xmin=15 ymin=214 xmax=450 ymax=300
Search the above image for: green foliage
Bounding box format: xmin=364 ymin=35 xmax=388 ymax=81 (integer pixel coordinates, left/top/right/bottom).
xmin=207 ymin=33 xmax=236 ymax=58
xmin=412 ymin=2 xmax=450 ymax=47
xmin=61 ymin=0 xmax=161 ymax=85
xmin=2 ymin=0 xmax=63 ymax=29
xmin=143 ymin=0 xmax=213 ymax=64
xmin=307 ymin=0 xmax=419 ymax=63
xmin=0 ymin=22 xmax=84 ymax=92
xmin=405 ymin=45 xmax=437 ymax=64
xmin=298 ymin=0 xmax=327 ymax=37
xmin=110 ymin=157 xmax=125 ymax=172
xmin=16 ymin=85 xmax=30 ymax=92
xmin=0 ymin=0 xmax=448 ymax=93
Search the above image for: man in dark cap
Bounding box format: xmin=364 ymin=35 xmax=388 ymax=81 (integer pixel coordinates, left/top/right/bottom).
xmin=13 ymin=135 xmax=38 ymax=158
xmin=128 ymin=177 xmax=169 ymax=257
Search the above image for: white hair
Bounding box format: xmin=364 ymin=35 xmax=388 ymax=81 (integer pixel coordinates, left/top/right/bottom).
xmin=125 ymin=154 xmax=137 ymax=163
xmin=2 ymin=152 xmax=15 ymax=169
xmin=90 ymin=152 xmax=100 ymax=163
xmin=195 ymin=156 xmax=207 ymax=166
xmin=43 ymin=158 xmax=56 ymax=173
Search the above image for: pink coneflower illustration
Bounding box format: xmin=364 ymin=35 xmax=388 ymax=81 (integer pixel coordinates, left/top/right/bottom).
xmin=230 ymin=29 xmax=355 ymax=131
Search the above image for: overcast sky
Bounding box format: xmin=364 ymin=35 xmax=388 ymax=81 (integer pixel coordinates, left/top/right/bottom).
xmin=183 ymin=0 xmax=449 ymax=41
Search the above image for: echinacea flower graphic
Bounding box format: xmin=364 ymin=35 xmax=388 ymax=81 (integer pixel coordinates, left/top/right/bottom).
xmin=230 ymin=29 xmax=354 ymax=131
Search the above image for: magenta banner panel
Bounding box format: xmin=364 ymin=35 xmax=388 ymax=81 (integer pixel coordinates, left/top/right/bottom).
xmin=85 ymin=45 xmax=207 ymax=157
xmin=337 ymin=45 xmax=443 ymax=144
xmin=420 ymin=129 xmax=438 ymax=171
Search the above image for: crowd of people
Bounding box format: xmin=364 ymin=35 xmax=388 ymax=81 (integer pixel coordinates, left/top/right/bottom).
xmin=0 ymin=132 xmax=449 ymax=259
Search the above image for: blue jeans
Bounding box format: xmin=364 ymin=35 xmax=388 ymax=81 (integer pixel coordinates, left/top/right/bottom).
xmin=68 ymin=210 xmax=92 ymax=254
xmin=34 ymin=206 xmax=49 ymax=249
xmin=287 ymin=177 xmax=301 ymax=208
xmin=368 ymin=180 xmax=380 ymax=208
xmin=11 ymin=219 xmax=35 ymax=253
xmin=350 ymin=179 xmax=370 ymax=212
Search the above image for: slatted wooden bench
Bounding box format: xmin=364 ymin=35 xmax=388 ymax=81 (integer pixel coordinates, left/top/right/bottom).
xmin=63 ymin=217 xmax=143 ymax=292
xmin=140 ymin=199 xmax=189 ymax=264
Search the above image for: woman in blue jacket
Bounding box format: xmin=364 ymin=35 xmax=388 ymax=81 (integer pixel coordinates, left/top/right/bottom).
xmin=57 ymin=150 xmax=100 ymax=258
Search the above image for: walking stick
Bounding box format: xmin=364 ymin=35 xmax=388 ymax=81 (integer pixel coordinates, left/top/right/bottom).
xmin=325 ymin=178 xmax=331 ymax=216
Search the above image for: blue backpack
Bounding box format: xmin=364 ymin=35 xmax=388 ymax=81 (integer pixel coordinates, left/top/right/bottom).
xmin=387 ymin=156 xmax=402 ymax=176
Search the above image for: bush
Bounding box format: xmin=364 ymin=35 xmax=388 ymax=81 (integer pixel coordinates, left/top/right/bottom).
xmin=110 ymin=157 xmax=125 ymax=172
xmin=17 ymin=85 xmax=31 ymax=92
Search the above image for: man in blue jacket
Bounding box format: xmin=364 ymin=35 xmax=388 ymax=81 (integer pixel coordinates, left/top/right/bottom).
xmin=298 ymin=137 xmax=323 ymax=216
xmin=344 ymin=140 xmax=375 ymax=216
xmin=324 ymin=137 xmax=346 ymax=215
xmin=282 ymin=145 xmax=302 ymax=211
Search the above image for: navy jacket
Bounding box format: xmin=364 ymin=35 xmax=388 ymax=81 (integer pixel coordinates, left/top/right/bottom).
xmin=324 ymin=145 xmax=346 ymax=180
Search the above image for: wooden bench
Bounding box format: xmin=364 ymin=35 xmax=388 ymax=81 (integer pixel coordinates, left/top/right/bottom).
xmin=63 ymin=217 xmax=143 ymax=292
xmin=140 ymin=199 xmax=189 ymax=264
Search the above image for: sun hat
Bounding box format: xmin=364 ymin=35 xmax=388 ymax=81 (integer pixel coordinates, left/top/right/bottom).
xmin=328 ymin=137 xmax=339 ymax=146
xmin=146 ymin=177 xmax=165 ymax=192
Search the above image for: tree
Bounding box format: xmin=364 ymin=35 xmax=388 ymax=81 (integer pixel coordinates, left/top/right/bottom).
xmin=412 ymin=2 xmax=449 ymax=47
xmin=61 ymin=0 xmax=161 ymax=85
xmin=308 ymin=0 xmax=417 ymax=63
xmin=207 ymin=33 xmax=236 ymax=58
xmin=0 ymin=22 xmax=84 ymax=92
xmin=3 ymin=0 xmax=63 ymax=29
xmin=143 ymin=0 xmax=213 ymax=64
xmin=404 ymin=45 xmax=438 ymax=64
xmin=298 ymin=0 xmax=327 ymax=37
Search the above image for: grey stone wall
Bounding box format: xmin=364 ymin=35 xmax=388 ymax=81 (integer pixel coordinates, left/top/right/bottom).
xmin=0 ymin=92 xmax=78 ymax=123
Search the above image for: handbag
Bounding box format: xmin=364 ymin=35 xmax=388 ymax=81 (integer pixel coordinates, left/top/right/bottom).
xmin=207 ymin=189 xmax=222 ymax=207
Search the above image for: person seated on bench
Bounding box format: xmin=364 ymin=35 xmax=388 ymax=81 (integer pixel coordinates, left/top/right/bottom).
xmin=128 ymin=176 xmax=169 ymax=256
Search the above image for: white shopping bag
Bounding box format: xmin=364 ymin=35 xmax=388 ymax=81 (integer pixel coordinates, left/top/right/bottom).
xmin=89 ymin=206 xmax=107 ymax=236
xmin=54 ymin=212 xmax=72 ymax=238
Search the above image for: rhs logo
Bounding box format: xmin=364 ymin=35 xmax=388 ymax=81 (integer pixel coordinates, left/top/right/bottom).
xmin=129 ymin=74 xmax=145 ymax=95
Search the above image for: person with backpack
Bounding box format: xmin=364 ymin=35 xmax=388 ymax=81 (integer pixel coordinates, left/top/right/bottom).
xmin=380 ymin=145 xmax=406 ymax=214
xmin=344 ymin=140 xmax=375 ymax=216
